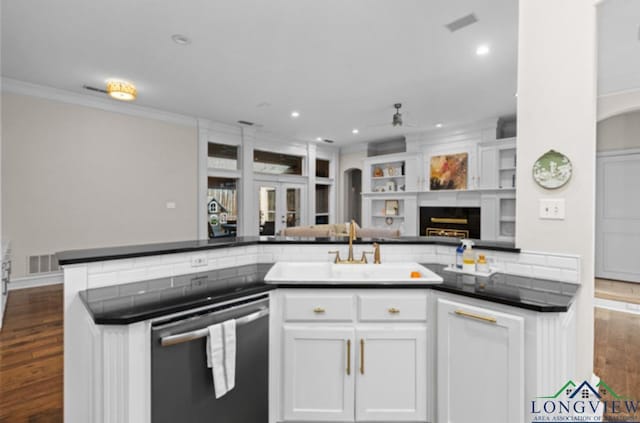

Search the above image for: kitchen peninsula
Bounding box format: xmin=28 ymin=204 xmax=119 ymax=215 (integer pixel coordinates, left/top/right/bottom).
xmin=59 ymin=237 xmax=580 ymax=423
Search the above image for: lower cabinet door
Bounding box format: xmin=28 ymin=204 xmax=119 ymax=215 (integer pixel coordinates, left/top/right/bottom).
xmin=283 ymin=326 xmax=355 ymax=421
xmin=355 ymin=327 xmax=427 ymax=422
xmin=437 ymin=298 xmax=524 ymax=423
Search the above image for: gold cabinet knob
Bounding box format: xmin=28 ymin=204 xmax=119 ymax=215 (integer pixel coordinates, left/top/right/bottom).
xmin=313 ymin=307 xmax=326 ymax=313
xmin=388 ymin=307 xmax=400 ymax=314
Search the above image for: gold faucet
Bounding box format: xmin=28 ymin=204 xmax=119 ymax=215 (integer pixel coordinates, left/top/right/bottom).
xmin=328 ymin=221 xmax=379 ymax=264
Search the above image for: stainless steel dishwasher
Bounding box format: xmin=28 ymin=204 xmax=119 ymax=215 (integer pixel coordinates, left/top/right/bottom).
xmin=151 ymin=293 xmax=269 ymax=423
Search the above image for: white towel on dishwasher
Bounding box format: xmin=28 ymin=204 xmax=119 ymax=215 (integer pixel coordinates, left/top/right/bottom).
xmin=222 ymin=319 xmax=236 ymax=391
xmin=206 ymin=319 xmax=236 ymax=398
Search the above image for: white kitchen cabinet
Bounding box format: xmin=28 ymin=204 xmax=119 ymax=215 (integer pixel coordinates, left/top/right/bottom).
xmin=437 ymin=298 xmax=524 ymax=423
xmin=355 ymin=327 xmax=427 ymax=422
xmin=282 ymin=326 xmax=355 ymax=422
xmin=477 ymin=138 xmax=517 ymax=190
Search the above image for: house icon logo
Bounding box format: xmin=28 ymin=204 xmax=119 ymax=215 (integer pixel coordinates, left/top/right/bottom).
xmin=537 ymin=379 xmax=626 ymax=401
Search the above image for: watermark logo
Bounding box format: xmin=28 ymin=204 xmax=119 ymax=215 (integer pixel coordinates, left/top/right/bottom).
xmin=531 ymin=380 xmax=638 ymax=422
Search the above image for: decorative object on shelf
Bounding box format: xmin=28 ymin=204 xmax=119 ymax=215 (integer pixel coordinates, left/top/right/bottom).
xmin=532 ymin=149 xmax=572 ymax=189
xmin=385 ymin=200 xmax=399 ymax=216
xmin=385 ymin=166 xmax=396 ymax=177
xmin=429 ymin=153 xmax=468 ymax=191
xmin=373 ymin=167 xmax=384 ymax=177
xmin=398 ymin=184 xmax=405 ymax=191
xmin=385 ymin=181 xmax=396 ymax=192
xmin=385 ymin=216 xmax=394 ymax=225
xmin=374 ymin=186 xmax=385 ymax=192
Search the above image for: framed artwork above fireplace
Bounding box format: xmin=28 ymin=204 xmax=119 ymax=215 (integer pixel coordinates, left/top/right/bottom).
xmin=429 ymin=153 xmax=468 ymax=191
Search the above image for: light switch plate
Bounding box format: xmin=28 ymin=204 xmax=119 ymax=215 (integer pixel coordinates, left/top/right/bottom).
xmin=539 ymin=199 xmax=565 ymax=220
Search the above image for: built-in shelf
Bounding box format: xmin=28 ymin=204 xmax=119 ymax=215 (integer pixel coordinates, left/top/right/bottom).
xmin=362 ymin=191 xmax=416 ymax=196
xmin=499 ymin=167 xmax=516 ymax=171
xmin=500 ymin=216 xmax=516 ymax=222
xmin=373 ymin=215 xmax=405 ymax=219
xmin=372 ymin=175 xmax=405 ymax=180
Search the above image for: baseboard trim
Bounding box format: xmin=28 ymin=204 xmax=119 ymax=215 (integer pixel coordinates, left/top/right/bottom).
xmin=8 ymin=272 xmax=63 ymax=291
xmin=594 ymin=297 xmax=640 ymax=315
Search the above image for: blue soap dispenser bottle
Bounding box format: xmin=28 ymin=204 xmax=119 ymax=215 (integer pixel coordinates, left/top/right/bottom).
xmin=455 ymin=241 xmax=465 ymax=269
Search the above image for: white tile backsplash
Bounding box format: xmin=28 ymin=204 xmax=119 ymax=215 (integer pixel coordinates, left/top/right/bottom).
xmin=83 ymin=242 xmax=583 ymax=287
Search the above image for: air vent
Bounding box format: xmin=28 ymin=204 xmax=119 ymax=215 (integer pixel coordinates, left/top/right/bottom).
xmin=82 ymin=85 xmax=108 ymax=94
xmin=323 ymin=139 xmax=335 ymax=144
xmin=237 ymin=120 xmax=255 ymax=126
xmin=27 ymin=254 xmax=59 ymax=274
xmin=445 ymin=13 xmax=478 ymax=32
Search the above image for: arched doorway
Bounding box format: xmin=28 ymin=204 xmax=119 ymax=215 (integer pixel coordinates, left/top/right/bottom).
xmin=344 ymin=168 xmax=362 ymax=224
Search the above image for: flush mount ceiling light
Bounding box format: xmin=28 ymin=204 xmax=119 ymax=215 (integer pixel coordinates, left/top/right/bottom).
xmin=106 ymin=80 xmax=137 ymax=101
xmin=290 ymin=111 xmax=300 ymax=118
xmin=171 ymin=34 xmax=191 ymax=45
xmin=476 ymin=44 xmax=490 ymax=56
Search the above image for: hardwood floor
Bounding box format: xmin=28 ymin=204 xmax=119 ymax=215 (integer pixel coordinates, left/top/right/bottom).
xmin=594 ymin=307 xmax=640 ymax=404
xmin=0 ymin=285 xmax=63 ymax=423
xmin=0 ymin=284 xmax=638 ymax=423
xmin=595 ymin=278 xmax=640 ymax=305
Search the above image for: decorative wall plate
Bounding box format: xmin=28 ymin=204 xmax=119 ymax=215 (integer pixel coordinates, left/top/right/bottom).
xmin=532 ymin=150 xmax=572 ymax=189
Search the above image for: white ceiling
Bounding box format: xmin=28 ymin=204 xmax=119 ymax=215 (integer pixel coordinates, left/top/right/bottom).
xmin=598 ymin=0 xmax=640 ymax=96
xmin=1 ymin=0 xmax=518 ymax=145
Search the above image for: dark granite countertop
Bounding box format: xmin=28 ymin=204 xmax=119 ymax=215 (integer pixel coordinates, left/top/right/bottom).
xmin=80 ymin=263 xmax=577 ymax=325
xmin=80 ymin=264 xmax=275 ymax=324
xmin=58 ymin=236 xmax=518 ymax=265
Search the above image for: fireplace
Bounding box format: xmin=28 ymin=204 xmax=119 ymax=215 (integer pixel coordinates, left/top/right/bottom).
xmin=419 ymin=207 xmax=480 ymax=239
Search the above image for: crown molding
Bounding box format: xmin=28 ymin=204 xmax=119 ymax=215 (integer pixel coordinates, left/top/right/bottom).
xmin=1 ymin=78 xmax=198 ymax=127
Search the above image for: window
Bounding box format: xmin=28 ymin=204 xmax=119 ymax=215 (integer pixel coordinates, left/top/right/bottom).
xmin=208 ymin=143 xmax=238 ymax=170
xmin=207 ymin=177 xmax=238 ymax=238
xmin=253 ymin=150 xmax=303 ymax=175
xmin=316 ymin=159 xmax=330 ymax=178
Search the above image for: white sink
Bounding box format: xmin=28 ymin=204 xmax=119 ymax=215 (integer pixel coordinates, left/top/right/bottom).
xmin=264 ymin=262 xmax=443 ymax=284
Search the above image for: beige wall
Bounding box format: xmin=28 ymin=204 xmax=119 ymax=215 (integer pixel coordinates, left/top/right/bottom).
xmin=2 ymin=93 xmax=198 ymax=278
xmin=597 ymin=110 xmax=640 ymax=151
xmin=516 ymin=0 xmax=596 ymax=381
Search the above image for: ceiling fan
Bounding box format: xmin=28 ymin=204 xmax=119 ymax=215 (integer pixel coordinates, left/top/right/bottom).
xmin=365 ymin=103 xmax=420 ymax=129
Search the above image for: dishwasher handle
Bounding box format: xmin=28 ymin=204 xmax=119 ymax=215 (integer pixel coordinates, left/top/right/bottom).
xmin=160 ymin=307 xmax=269 ymax=347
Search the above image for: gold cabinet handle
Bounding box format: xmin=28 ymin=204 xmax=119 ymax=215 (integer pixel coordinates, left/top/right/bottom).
xmin=360 ymin=339 xmax=365 ymax=375
xmin=346 ymin=340 xmax=351 ymax=375
xmin=313 ymin=307 xmax=326 ymax=314
xmin=388 ymin=307 xmax=400 ymax=314
xmin=454 ymin=309 xmax=497 ymax=324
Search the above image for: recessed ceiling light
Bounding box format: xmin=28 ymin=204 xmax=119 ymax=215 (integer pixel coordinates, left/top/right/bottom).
xmin=435 ymin=123 xmax=443 ymax=128
xmin=315 ymin=137 xmax=323 ymax=142
xmin=291 ymin=111 xmax=300 ymax=118
xmin=106 ymin=80 xmax=137 ymax=101
xmin=352 ymin=129 xmax=359 ymax=134
xmin=514 ymin=92 xmax=518 ymax=98
xmin=171 ymin=34 xmax=191 ymax=45
xmin=476 ymin=44 xmax=490 ymax=56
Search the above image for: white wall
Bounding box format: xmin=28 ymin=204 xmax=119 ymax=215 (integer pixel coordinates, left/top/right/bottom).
xmin=1 ymin=93 xmax=198 ymax=278
xmin=597 ymin=110 xmax=640 ymax=151
xmin=516 ymin=0 xmax=597 ymax=381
